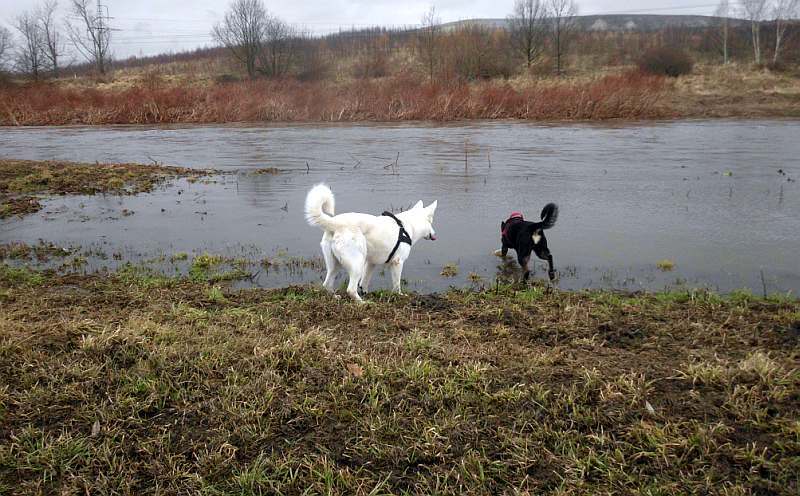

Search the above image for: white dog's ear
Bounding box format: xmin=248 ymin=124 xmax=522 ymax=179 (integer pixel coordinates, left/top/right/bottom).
xmin=413 ymin=200 xmax=424 ymax=210
xmin=426 ymin=200 xmax=438 ymax=214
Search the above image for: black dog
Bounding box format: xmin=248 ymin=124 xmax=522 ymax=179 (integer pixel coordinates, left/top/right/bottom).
xmin=495 ymin=204 xmax=558 ymax=281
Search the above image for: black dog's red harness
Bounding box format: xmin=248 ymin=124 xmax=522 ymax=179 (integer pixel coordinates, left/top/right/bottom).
xmin=501 ymin=212 xmax=524 ymax=244
xmin=382 ymin=211 xmax=412 ymax=263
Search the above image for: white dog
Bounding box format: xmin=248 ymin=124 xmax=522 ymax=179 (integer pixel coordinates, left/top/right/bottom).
xmin=304 ymin=184 xmax=438 ymax=302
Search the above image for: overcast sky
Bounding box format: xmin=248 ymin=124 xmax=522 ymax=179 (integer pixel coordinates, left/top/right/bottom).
xmin=0 ymin=0 xmax=727 ymax=59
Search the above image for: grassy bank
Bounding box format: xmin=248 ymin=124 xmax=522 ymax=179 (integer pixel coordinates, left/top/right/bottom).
xmin=0 ymin=159 xmax=207 ymax=219
xmin=1 ymin=264 xmax=798 ymax=494
xmin=666 ymin=64 xmax=800 ymax=118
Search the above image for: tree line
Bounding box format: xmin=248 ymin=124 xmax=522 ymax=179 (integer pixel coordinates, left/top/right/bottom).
xmin=1 ymin=0 xmax=798 ymax=82
xmin=208 ymin=0 xmax=797 ymax=81
xmin=0 ymin=0 xmax=111 ymax=79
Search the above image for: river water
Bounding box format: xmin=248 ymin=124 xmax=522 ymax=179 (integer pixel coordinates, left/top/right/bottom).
xmin=1 ymin=119 xmax=798 ymax=294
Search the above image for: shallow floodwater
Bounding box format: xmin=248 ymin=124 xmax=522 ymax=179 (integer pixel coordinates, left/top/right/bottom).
xmin=1 ymin=120 xmax=799 ymax=294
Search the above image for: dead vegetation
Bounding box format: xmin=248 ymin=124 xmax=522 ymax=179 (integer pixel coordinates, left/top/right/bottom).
xmin=665 ymin=63 xmax=800 ymax=118
xmin=0 ymin=264 xmax=798 ymax=494
xmin=0 ymin=71 xmax=668 ymax=125
xmin=2 ymin=63 xmax=798 ymax=125
xmin=0 ymin=159 xmax=207 ymax=218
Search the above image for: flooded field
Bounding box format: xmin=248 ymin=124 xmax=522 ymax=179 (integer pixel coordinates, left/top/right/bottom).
xmin=1 ymin=119 xmax=799 ymax=294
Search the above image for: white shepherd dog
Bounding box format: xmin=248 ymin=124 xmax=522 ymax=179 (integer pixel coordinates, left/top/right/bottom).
xmin=304 ymin=183 xmax=438 ymax=302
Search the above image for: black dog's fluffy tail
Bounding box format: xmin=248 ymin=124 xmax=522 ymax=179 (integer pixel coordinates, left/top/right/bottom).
xmin=540 ymin=203 xmax=558 ymax=230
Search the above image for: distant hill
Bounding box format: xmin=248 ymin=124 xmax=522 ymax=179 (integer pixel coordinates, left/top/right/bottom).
xmin=440 ymin=14 xmax=746 ymax=33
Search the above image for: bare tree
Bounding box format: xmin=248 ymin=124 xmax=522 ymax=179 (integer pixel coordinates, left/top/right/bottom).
xmin=0 ymin=26 xmax=12 ymax=72
xmin=14 ymin=11 xmax=45 ymax=80
xmin=741 ymin=0 xmax=768 ymax=64
xmin=212 ymin=0 xmax=267 ymax=78
xmin=714 ymin=0 xmax=731 ymax=64
xmin=67 ymin=0 xmax=111 ymax=74
xmin=295 ymin=33 xmax=329 ymax=81
xmin=259 ymin=14 xmax=296 ymax=77
xmin=773 ymin=0 xmax=799 ymax=63
xmin=444 ymin=24 xmax=515 ymax=80
xmin=508 ymin=0 xmax=548 ymax=68
xmin=418 ymin=6 xmax=440 ymax=81
xmin=548 ymin=0 xmax=578 ymax=75
xmin=37 ymin=0 xmax=63 ymax=77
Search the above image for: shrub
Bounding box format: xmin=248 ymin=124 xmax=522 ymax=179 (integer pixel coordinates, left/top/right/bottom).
xmin=765 ymin=60 xmax=789 ymax=73
xmin=295 ymin=47 xmax=330 ymax=81
xmin=637 ymin=47 xmax=693 ymax=77
xmin=214 ymin=73 xmax=240 ymax=84
xmin=0 ymin=72 xmax=14 ymax=88
xmin=441 ymin=25 xmax=516 ymax=81
xmin=351 ymin=50 xmax=388 ymax=79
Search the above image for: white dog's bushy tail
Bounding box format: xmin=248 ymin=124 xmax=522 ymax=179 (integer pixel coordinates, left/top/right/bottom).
xmin=305 ymin=183 xmax=337 ymax=231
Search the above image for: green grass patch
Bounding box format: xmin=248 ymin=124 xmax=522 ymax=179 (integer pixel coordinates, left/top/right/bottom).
xmin=0 ymin=264 xmax=45 ymax=286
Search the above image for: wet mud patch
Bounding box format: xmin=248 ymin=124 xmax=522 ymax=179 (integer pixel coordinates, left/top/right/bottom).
xmin=409 ymin=293 xmax=451 ymax=311
xmin=596 ymin=321 xmax=649 ymax=347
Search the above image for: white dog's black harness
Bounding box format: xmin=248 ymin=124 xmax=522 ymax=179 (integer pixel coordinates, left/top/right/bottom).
xmin=381 ymin=211 xmax=412 ymax=263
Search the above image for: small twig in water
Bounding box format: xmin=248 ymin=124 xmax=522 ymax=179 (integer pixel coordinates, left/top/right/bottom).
xmin=464 ymin=140 xmax=468 ymax=175
xmin=384 ymin=153 xmax=400 ymax=174
xmin=760 ymin=269 xmax=767 ymax=299
xmin=487 ymin=148 xmax=491 ymax=169
xmin=306 ymin=162 xmax=310 ymax=174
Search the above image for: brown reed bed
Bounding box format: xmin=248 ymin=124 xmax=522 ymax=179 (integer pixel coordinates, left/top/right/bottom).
xmin=0 ymin=72 xmax=668 ymax=126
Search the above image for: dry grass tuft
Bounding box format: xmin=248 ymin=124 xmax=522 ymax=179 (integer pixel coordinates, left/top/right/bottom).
xmin=656 ymin=259 xmax=676 ymax=272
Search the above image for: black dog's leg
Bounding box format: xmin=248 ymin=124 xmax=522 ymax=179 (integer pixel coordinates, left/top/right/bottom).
xmin=496 ymin=221 xmax=511 ymax=257
xmin=494 ymin=240 xmax=509 ymax=257
xmin=533 ymin=240 xmax=556 ymax=281
xmin=518 ymin=254 xmax=531 ymax=281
